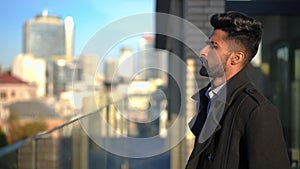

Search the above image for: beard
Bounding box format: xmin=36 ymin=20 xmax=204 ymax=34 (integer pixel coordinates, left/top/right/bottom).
xmin=199 ymin=57 xmax=226 ymax=78
xmin=199 ymin=66 xmax=209 ymax=77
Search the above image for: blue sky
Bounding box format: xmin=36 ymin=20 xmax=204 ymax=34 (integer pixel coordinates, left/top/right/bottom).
xmin=0 ymin=0 xmax=155 ymax=69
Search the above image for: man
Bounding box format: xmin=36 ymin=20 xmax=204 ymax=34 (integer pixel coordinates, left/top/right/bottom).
xmin=186 ymin=11 xmax=290 ymax=169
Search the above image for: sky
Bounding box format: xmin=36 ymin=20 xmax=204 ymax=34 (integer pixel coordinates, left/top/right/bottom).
xmin=0 ymin=0 xmax=155 ymax=69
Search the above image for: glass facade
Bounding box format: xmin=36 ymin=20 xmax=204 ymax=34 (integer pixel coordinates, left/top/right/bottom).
xmin=246 ymin=13 xmax=300 ymax=169
xmin=24 ymin=16 xmax=66 ymax=61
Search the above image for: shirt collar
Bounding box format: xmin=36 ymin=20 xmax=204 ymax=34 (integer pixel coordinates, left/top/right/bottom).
xmin=205 ymin=82 xmax=226 ymax=100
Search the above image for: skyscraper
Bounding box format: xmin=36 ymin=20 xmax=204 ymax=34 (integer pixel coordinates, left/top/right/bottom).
xmin=23 ymin=10 xmax=67 ymax=61
xmin=64 ymin=16 xmax=74 ymax=62
xmin=137 ymin=34 xmax=160 ymax=80
xmin=136 ymin=34 xmax=167 ymax=80
xmin=118 ymin=46 xmax=134 ymax=81
xmin=52 ymin=59 xmax=74 ymax=96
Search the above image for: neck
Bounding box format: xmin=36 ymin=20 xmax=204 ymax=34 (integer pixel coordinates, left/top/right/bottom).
xmin=211 ymin=68 xmax=241 ymax=87
xmin=211 ymin=76 xmax=226 ymax=88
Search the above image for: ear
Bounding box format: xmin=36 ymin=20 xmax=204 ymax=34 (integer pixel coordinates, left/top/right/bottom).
xmin=231 ymin=52 xmax=245 ymax=65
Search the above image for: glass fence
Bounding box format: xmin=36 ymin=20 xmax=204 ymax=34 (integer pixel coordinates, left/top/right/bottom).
xmin=0 ymin=94 xmax=174 ymax=169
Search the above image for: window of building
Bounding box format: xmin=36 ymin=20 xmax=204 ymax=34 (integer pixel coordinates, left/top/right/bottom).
xmin=0 ymin=91 xmax=7 ymax=99
xmin=11 ymin=91 xmax=15 ymax=97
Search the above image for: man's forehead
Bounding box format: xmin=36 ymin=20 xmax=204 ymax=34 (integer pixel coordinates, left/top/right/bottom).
xmin=208 ymin=30 xmax=229 ymax=44
xmin=209 ymin=29 xmax=228 ymax=39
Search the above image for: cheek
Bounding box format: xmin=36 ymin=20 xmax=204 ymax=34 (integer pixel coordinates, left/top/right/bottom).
xmin=207 ymin=50 xmax=222 ymax=65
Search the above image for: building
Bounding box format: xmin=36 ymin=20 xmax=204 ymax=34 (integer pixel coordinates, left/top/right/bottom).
xmin=118 ymin=47 xmax=134 ymax=81
xmin=23 ymin=10 xmax=74 ymax=96
xmin=103 ymin=59 xmax=119 ymax=86
xmin=156 ymin=0 xmax=300 ymax=168
xmin=226 ymin=1 xmax=300 ymax=165
xmin=78 ymin=54 xmax=100 ymax=81
xmin=52 ymin=59 xmax=75 ymax=97
xmin=23 ymin=10 xmax=66 ymax=61
xmin=0 ymin=73 xmax=37 ymax=104
xmin=12 ymin=53 xmax=46 ymax=98
xmin=0 ymin=73 xmax=37 ymax=134
xmin=137 ymin=34 xmax=158 ymax=80
xmin=64 ymin=16 xmax=74 ymax=62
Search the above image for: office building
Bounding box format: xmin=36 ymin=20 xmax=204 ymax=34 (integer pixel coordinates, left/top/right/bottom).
xmin=104 ymin=59 xmax=119 ymax=86
xmin=156 ymin=0 xmax=300 ymax=168
xmin=12 ymin=53 xmax=46 ymax=98
xmin=23 ymin=10 xmax=66 ymax=61
xmin=52 ymin=60 xmax=75 ymax=97
xmin=137 ymin=34 xmax=158 ymax=80
xmin=118 ymin=47 xmax=134 ymax=81
xmin=78 ymin=54 xmax=100 ymax=81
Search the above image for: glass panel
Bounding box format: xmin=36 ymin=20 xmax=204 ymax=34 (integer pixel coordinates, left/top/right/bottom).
xmin=273 ymin=46 xmax=290 ymax=131
xmin=0 ymin=93 xmax=171 ymax=169
xmin=290 ymin=48 xmax=300 ymax=169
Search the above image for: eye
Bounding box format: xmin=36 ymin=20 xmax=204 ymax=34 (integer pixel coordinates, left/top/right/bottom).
xmin=206 ymin=41 xmax=217 ymax=49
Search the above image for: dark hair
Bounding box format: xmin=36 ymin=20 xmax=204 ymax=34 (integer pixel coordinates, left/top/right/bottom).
xmin=210 ymin=11 xmax=262 ymax=63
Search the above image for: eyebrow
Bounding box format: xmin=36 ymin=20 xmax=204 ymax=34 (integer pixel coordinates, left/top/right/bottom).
xmin=206 ymin=40 xmax=219 ymax=46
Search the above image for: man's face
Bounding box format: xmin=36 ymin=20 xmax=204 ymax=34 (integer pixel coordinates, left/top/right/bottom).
xmin=199 ymin=29 xmax=232 ymax=78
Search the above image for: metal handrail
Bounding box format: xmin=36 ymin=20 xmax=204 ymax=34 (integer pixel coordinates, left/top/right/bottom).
xmin=0 ymin=101 xmax=115 ymax=158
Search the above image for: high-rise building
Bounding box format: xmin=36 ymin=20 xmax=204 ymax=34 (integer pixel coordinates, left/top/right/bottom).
xmin=118 ymin=46 xmax=134 ymax=81
xmin=23 ymin=10 xmax=66 ymax=61
xmin=103 ymin=59 xmax=119 ymax=86
xmin=64 ymin=16 xmax=74 ymax=62
xmin=52 ymin=59 xmax=75 ymax=97
xmin=78 ymin=54 xmax=100 ymax=81
xmin=137 ymin=34 xmax=157 ymax=80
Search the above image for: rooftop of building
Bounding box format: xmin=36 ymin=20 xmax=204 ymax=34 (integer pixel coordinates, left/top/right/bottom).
xmin=8 ymin=100 xmax=61 ymax=120
xmin=0 ymin=73 xmax=28 ymax=85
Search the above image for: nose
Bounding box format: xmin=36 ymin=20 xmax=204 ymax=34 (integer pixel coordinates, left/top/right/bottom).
xmin=199 ymin=44 xmax=209 ymax=58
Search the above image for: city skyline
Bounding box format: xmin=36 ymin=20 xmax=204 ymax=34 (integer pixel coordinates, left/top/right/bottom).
xmin=0 ymin=0 xmax=155 ymax=69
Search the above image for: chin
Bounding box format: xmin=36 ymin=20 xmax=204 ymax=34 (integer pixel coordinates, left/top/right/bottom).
xmin=199 ymin=67 xmax=209 ymax=77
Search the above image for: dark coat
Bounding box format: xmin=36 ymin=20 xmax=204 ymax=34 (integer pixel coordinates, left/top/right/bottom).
xmin=186 ymin=68 xmax=291 ymax=169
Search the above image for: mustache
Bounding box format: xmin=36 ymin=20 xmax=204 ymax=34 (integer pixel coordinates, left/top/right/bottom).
xmin=199 ymin=56 xmax=208 ymax=66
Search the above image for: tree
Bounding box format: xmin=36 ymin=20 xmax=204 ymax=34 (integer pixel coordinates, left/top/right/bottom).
xmin=0 ymin=127 xmax=8 ymax=147
xmin=9 ymin=120 xmax=47 ymax=143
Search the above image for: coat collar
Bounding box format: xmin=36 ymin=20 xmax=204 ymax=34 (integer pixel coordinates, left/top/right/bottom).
xmin=192 ymin=67 xmax=251 ymax=106
xmin=225 ymin=67 xmax=252 ymax=105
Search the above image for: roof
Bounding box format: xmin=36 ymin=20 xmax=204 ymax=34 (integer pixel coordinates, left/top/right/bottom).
xmin=0 ymin=73 xmax=28 ymax=84
xmin=8 ymin=100 xmax=61 ymax=120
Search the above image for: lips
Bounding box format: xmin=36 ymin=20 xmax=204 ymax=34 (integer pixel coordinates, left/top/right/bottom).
xmin=199 ymin=56 xmax=208 ymax=67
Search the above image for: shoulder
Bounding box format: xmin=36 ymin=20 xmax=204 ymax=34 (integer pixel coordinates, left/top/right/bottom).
xmin=236 ymin=84 xmax=278 ymax=114
xmin=242 ymin=85 xmax=279 ymax=116
xmin=243 ymin=87 xmax=268 ymax=105
xmin=239 ymin=86 xmax=282 ymax=133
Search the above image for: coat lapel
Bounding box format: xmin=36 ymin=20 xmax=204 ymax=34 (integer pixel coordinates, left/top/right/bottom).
xmin=187 ymin=87 xmax=226 ymax=168
xmin=186 ymin=125 xmax=221 ymax=169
